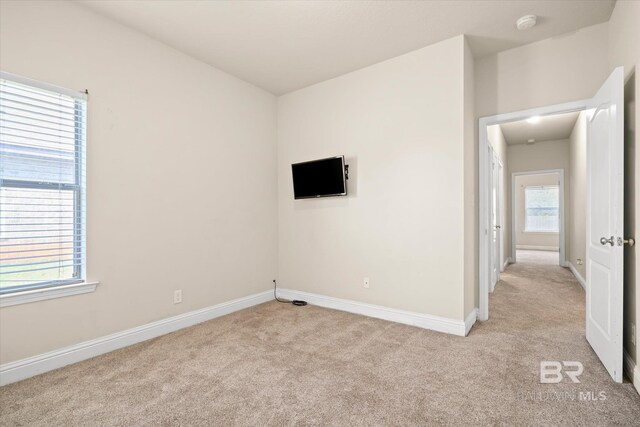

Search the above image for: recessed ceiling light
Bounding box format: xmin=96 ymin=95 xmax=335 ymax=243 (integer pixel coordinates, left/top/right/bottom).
xmin=527 ymin=139 xmax=536 ymax=144
xmin=516 ymin=15 xmax=537 ymax=31
xmin=526 ymin=116 xmax=541 ymax=124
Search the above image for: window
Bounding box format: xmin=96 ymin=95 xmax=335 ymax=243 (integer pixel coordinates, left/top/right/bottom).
xmin=524 ymin=185 xmax=559 ymax=232
xmin=0 ymin=73 xmax=87 ymax=296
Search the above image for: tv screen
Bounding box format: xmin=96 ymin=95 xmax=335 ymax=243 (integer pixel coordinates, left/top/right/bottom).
xmin=292 ymin=156 xmax=347 ymax=199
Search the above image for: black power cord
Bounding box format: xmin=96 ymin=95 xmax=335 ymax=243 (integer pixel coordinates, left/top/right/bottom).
xmin=273 ymin=279 xmax=307 ymax=306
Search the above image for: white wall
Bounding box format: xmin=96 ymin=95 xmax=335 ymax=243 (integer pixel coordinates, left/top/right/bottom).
xmin=277 ymin=36 xmax=468 ymax=321
xmin=475 ymin=22 xmax=609 ymax=119
xmin=568 ymin=112 xmax=587 ymax=278
xmin=608 ymin=0 xmax=640 ymax=370
xmin=514 ymin=173 xmax=561 ymax=251
xmin=0 ymin=0 xmax=278 ymax=364
xmin=507 ymin=140 xmax=571 ymax=178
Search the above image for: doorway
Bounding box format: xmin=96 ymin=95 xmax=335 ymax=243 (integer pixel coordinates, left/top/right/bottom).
xmin=511 ymin=169 xmax=564 ymax=267
xmin=480 ymin=100 xmax=586 ymax=320
xmin=478 ymin=67 xmax=626 ymax=383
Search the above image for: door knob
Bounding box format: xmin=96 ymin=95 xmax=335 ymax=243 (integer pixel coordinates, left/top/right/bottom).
xmin=622 ymin=237 xmax=635 ymax=247
xmin=494 ymin=225 xmax=501 ymax=229
xmin=600 ymin=236 xmax=614 ymax=246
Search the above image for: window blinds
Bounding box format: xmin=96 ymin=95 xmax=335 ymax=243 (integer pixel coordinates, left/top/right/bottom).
xmin=0 ymin=73 xmax=87 ymax=293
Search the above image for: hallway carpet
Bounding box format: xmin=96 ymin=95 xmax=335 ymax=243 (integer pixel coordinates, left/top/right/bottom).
xmin=1 ymin=261 xmax=639 ymax=425
xmin=516 ymin=249 xmax=560 ymax=265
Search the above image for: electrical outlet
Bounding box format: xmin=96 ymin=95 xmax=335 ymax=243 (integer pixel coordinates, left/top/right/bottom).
xmin=577 ymin=258 xmax=583 ymax=266
xmin=363 ymin=277 xmax=370 ymax=289
xmin=174 ymin=290 xmax=182 ymax=304
xmin=632 ymin=324 xmax=636 ymax=345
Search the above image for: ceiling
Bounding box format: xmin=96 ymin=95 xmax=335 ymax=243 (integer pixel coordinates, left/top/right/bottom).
xmin=79 ymin=1 xmax=615 ymax=95
xmin=500 ymin=111 xmax=581 ymax=145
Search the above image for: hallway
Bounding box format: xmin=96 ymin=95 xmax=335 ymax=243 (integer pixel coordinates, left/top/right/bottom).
xmin=515 ymin=249 xmax=560 ymax=265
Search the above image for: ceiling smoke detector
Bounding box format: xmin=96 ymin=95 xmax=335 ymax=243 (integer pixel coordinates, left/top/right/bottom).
xmin=516 ymin=15 xmax=537 ymax=31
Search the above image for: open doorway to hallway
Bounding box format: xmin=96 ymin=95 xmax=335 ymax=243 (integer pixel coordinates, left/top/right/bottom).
xmin=488 ymin=111 xmax=584 ymax=274
xmin=480 ymin=102 xmax=589 ymax=317
xmin=479 ymin=68 xmax=627 ymax=383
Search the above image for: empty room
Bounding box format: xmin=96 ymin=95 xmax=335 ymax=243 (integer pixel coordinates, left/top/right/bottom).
xmin=0 ymin=1 xmax=639 ymax=425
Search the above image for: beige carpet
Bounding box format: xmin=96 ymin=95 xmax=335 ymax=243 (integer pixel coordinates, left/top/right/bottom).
xmin=516 ymin=249 xmax=560 ymax=265
xmin=1 ymin=259 xmax=639 ymax=426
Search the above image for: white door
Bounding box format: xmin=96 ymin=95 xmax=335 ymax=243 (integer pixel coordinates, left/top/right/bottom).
xmin=490 ymin=149 xmax=501 ymax=291
xmin=586 ymin=67 xmax=624 ymax=383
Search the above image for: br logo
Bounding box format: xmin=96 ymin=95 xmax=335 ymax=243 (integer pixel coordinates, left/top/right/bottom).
xmin=540 ymin=361 xmax=584 ymax=383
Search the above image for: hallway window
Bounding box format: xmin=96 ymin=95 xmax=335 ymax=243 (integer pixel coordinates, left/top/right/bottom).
xmin=524 ymin=186 xmax=559 ymax=232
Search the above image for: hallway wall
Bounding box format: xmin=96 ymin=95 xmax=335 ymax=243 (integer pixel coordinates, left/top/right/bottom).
xmin=568 ymin=112 xmax=587 ymax=280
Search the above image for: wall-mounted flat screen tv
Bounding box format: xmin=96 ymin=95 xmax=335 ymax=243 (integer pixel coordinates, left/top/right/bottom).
xmin=292 ymin=156 xmax=347 ymax=199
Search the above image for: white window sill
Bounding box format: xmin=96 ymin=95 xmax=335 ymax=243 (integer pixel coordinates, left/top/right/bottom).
xmin=523 ymin=230 xmax=560 ymax=234
xmin=0 ymin=281 xmax=99 ymax=308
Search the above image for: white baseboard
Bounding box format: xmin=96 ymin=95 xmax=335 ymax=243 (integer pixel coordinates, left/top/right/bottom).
xmin=566 ymin=262 xmax=586 ymax=290
xmin=0 ymin=290 xmax=273 ymax=386
xmin=516 ymin=245 xmax=559 ymax=251
xmin=465 ymin=308 xmax=478 ymax=336
xmin=277 ymin=288 xmax=468 ymax=337
xmin=624 ymin=351 xmax=640 ymax=394
xmin=502 ymin=258 xmax=510 ymax=270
